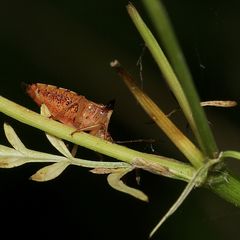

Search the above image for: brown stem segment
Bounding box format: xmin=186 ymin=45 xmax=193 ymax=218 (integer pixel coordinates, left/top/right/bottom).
xmin=111 ymin=60 xmax=205 ymax=168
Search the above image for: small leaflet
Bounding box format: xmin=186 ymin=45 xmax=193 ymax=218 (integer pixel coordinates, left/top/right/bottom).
xmin=0 ymin=156 xmax=27 ymax=168
xmin=107 ymin=168 xmax=149 ymax=202
xmin=30 ymin=161 xmax=70 ymax=182
xmin=41 ymin=104 xmax=73 ymax=159
xmin=4 ymin=123 xmax=28 ymax=153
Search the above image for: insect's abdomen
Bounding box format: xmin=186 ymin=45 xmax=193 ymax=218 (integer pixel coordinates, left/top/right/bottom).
xmin=26 ymin=83 xmax=87 ymax=126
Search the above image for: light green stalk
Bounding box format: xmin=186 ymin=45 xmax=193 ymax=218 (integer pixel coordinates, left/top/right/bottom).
xmin=0 ymin=95 xmax=195 ymax=182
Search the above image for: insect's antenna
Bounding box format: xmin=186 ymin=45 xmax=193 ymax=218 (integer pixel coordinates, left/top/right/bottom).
xmin=115 ymin=139 xmax=155 ymax=144
xmin=105 ymin=99 xmax=116 ymax=110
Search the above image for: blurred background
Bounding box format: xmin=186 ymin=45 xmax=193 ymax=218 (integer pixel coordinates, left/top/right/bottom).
xmin=1 ymin=0 xmax=240 ymax=239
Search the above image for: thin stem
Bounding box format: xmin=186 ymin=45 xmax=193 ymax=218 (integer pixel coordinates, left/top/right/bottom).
xmin=0 ymin=144 xmax=132 ymax=169
xmin=16 ymin=148 xmax=133 ymax=169
xmin=221 ymin=150 xmax=240 ymax=160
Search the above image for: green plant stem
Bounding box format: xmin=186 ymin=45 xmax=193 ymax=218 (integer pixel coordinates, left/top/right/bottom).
xmin=0 ymin=95 xmax=194 ymax=181
xmin=127 ymin=3 xmax=192 ymax=129
xmin=127 ymin=2 xmax=218 ymax=159
xmin=1 ymin=96 xmax=240 ymax=206
xmin=208 ymin=170 xmax=240 ymax=207
xmin=222 ymin=150 xmax=240 ymax=160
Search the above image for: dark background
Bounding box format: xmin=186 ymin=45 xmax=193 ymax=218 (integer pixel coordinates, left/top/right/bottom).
xmin=1 ymin=0 xmax=240 ymax=239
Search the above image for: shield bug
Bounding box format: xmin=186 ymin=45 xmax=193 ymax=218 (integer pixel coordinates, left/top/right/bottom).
xmin=25 ymin=83 xmax=114 ymax=141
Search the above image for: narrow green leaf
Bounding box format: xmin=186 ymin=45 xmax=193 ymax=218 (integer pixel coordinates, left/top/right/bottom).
xmin=127 ymin=2 xmax=218 ymax=158
xmin=141 ymin=0 xmax=192 ymax=87
xmin=107 ymin=168 xmax=149 ymax=202
xmin=150 ymin=158 xmax=220 ymax=238
xmin=221 ymin=151 xmax=240 ymax=160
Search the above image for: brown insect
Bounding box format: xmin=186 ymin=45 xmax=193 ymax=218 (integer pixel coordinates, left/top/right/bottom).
xmin=25 ymin=83 xmax=114 ymax=141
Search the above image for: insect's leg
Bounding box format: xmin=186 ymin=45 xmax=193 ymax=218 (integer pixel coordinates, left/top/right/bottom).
xmin=89 ymin=123 xmax=113 ymax=141
xmin=71 ymin=123 xmax=112 ymax=141
xmin=93 ymin=110 xmax=113 ymax=140
xmin=70 ymin=124 xmax=102 ymax=136
xmin=71 ymin=144 xmax=78 ymax=157
xmin=71 ymin=98 xmax=112 ymax=140
xmin=71 ymin=99 xmax=106 ymax=136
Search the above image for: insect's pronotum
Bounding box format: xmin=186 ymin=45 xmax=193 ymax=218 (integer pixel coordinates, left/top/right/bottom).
xmin=26 ymin=83 xmax=114 ymax=141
